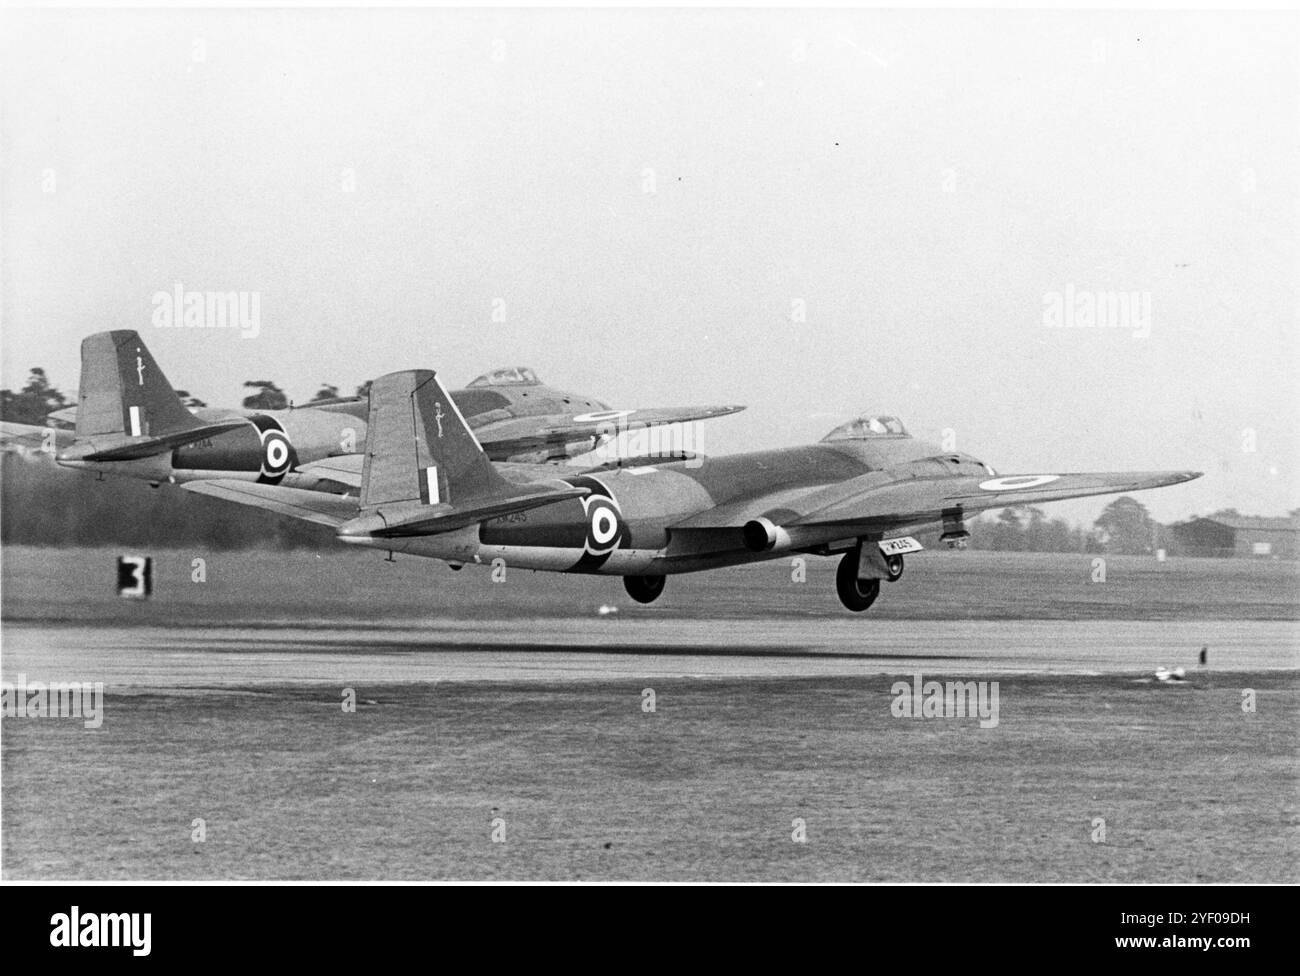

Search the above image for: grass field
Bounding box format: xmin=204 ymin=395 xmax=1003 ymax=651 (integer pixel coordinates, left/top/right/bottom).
xmin=2 ymin=673 xmax=1295 ymax=881
xmin=2 ymin=545 xmax=1297 ymax=624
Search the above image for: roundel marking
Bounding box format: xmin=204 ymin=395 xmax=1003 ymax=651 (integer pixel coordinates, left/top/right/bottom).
xmin=573 ymin=409 xmax=633 ymax=424
xmin=978 ymin=475 xmax=1060 ymax=492
xmin=248 ymin=415 xmax=298 ymax=484
xmin=581 ymin=493 xmax=625 ymax=556
xmin=262 ymin=430 xmax=292 ymax=476
xmin=590 ymin=505 xmax=619 ymax=548
xmin=563 ymin=475 xmax=628 ymax=571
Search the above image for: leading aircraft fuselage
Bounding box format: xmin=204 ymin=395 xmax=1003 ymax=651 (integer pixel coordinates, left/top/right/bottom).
xmin=359 ymin=436 xmax=993 ymax=576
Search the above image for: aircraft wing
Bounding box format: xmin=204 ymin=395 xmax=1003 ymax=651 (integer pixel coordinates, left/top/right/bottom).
xmin=297 ymin=454 xmax=365 ymax=489
xmin=675 ymin=470 xmax=1202 ymax=534
xmin=0 ymin=421 xmax=73 ymax=454
xmin=182 ymin=480 xmax=360 ymax=528
xmin=538 ymin=405 xmax=745 ymax=439
xmin=295 ymin=455 xmax=593 ymax=492
xmin=476 ymin=404 xmax=744 ymax=459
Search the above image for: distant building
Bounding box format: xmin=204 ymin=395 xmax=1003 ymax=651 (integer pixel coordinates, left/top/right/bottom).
xmin=1171 ymin=515 xmax=1300 ymax=559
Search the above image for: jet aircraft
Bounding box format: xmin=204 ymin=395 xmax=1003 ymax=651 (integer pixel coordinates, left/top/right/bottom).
xmin=181 ymin=367 xmax=1202 ymax=612
xmin=0 ymin=331 xmax=742 ymax=489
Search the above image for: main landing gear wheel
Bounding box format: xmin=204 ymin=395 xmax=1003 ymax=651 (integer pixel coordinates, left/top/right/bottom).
xmin=885 ymin=554 xmax=905 ymax=582
xmin=624 ymin=574 xmax=666 ymax=604
xmin=836 ymin=552 xmax=881 ymax=612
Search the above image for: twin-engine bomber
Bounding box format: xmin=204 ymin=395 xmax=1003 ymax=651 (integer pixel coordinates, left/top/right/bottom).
xmin=182 ymin=368 xmax=1201 ymax=612
xmin=0 ymin=330 xmax=743 ymax=489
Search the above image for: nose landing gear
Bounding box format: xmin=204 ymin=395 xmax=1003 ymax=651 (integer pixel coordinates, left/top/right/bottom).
xmin=884 ymin=554 xmax=905 ymax=582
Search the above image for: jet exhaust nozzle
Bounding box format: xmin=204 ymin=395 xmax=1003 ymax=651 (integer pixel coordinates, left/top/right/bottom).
xmin=742 ymin=517 xmax=790 ymax=553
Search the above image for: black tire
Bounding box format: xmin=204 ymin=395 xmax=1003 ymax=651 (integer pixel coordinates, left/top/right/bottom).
xmin=836 ymin=552 xmax=881 ymax=612
xmin=885 ymin=554 xmax=904 ymax=582
xmin=624 ymin=574 xmax=666 ymax=604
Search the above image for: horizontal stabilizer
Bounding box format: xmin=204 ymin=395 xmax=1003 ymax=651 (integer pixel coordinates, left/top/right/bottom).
xmin=340 ymin=484 xmax=588 ymax=539
xmin=64 ymin=418 xmax=250 ymax=462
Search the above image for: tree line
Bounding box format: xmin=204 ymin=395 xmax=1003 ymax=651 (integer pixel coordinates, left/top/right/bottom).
xmin=966 ymin=500 xmax=1162 ymax=555
xmin=0 ymin=366 xmax=365 ymax=421
xmin=1 ymin=367 xmax=348 ymax=549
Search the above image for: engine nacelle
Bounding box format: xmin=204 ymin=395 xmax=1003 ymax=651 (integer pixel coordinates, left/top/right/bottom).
xmin=742 ymin=517 xmax=792 ymax=553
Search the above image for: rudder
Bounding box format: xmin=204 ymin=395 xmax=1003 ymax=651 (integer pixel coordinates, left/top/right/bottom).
xmin=75 ymin=330 xmax=199 ymax=439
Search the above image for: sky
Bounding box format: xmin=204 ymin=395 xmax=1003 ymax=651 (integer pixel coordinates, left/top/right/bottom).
xmin=1 ymin=7 xmax=1296 ymax=525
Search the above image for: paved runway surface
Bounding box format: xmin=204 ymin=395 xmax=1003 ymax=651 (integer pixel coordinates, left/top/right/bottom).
xmin=3 ymin=619 xmax=1295 ymax=686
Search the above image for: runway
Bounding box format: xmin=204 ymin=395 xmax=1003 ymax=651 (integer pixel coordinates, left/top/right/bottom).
xmin=5 ymin=548 xmax=1298 ymax=881
xmin=3 ymin=618 xmax=1295 ymax=687
xmin=5 ymin=548 xmax=1297 ymax=881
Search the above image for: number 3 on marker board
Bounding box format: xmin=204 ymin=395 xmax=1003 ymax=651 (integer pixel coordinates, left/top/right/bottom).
xmin=116 ymin=555 xmax=152 ymax=599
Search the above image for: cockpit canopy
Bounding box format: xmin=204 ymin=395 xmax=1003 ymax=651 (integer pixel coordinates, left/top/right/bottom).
xmin=467 ymin=366 xmax=541 ymax=388
xmin=820 ymin=414 xmax=910 ymax=441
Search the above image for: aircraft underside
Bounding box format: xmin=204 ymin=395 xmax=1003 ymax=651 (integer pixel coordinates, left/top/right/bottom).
xmin=348 ymin=527 xmax=919 ymax=612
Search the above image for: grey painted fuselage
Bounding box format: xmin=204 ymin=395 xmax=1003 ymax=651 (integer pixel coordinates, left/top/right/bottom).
xmin=364 ymin=435 xmax=991 ymax=575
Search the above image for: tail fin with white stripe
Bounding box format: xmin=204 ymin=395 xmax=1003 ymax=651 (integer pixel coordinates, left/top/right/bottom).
xmin=75 ymin=330 xmax=199 ymax=439
xmin=359 ymin=369 xmax=510 ymax=510
xmin=345 ymin=370 xmax=586 ymax=538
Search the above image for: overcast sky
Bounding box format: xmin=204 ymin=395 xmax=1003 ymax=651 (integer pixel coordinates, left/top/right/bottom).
xmin=2 ymin=8 xmax=1296 ymax=524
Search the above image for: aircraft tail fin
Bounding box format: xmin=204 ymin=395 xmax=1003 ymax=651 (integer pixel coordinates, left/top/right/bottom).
xmin=75 ymin=330 xmax=200 ymax=439
xmin=350 ymin=369 xmax=585 ymax=536
xmin=360 ymin=369 xmax=519 ymax=510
